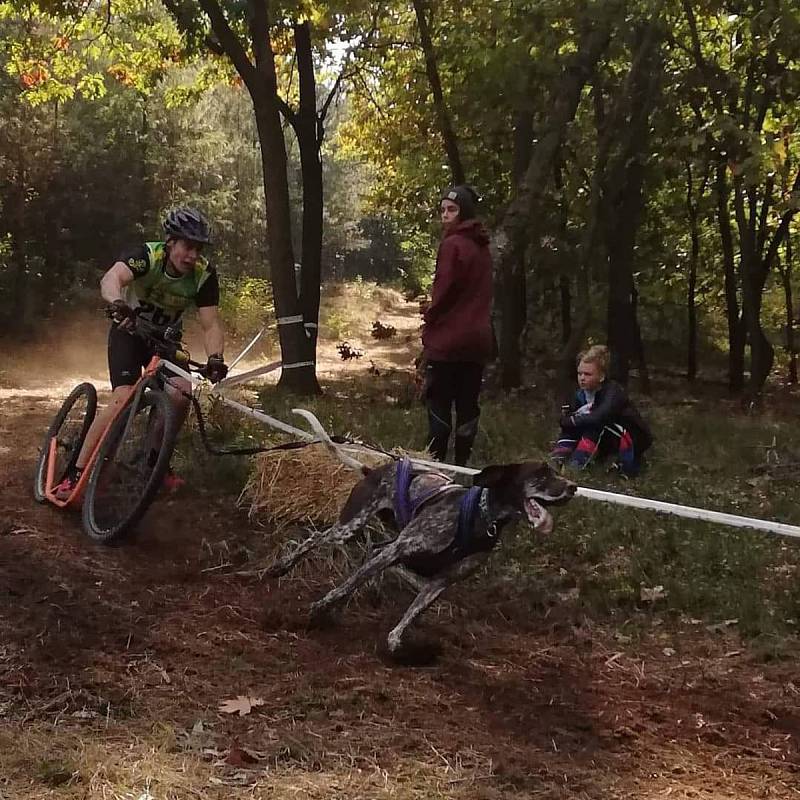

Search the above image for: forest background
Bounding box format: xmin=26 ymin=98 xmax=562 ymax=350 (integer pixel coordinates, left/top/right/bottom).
xmin=5 ymin=5 xmax=800 ymax=795
xmin=3 ymin=0 xmax=800 ymax=399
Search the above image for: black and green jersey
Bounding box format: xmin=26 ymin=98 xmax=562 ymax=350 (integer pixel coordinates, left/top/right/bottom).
xmin=119 ymin=241 xmax=220 ymax=329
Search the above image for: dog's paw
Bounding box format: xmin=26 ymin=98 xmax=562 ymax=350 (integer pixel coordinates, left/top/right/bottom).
xmin=384 ymin=636 xmax=442 ymax=667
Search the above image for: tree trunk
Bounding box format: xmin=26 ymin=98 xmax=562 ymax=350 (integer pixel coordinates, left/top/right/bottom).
xmin=631 ymin=285 xmax=650 ymax=393
xmin=605 ymin=194 xmax=639 ymax=386
xmin=741 ymin=263 xmax=774 ymax=394
xmin=553 ymin=158 xmax=571 ymax=345
xmin=498 ymin=106 xmax=534 ymax=388
xmin=559 ymin=277 xmax=572 ymax=344
xmin=715 ymin=165 xmax=745 ymax=391
xmin=251 ymin=96 xmax=319 ymax=393
xmin=603 ymin=24 xmax=662 ymax=386
xmin=493 ymin=14 xmax=618 ymax=389
xmin=559 ymin=86 xmax=611 ymax=388
xmin=732 ymin=173 xmax=775 ymax=397
xmin=292 ymin=22 xmax=323 ymax=369
xmin=411 ymin=0 xmax=464 ymax=184
xmin=685 ymin=161 xmax=707 ymax=382
xmin=686 ymin=246 xmax=698 ymax=383
xmin=197 ymin=0 xmax=320 ymax=394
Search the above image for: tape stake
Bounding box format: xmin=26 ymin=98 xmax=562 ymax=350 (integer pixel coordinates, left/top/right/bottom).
xmin=282 ymin=360 xmax=315 ymax=370
xmin=277 ymin=315 xmax=304 ymax=326
xmin=228 ymin=325 xmax=267 ymax=370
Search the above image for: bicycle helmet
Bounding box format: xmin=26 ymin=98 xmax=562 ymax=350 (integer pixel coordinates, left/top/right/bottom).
xmin=162 ymin=207 xmax=212 ymax=244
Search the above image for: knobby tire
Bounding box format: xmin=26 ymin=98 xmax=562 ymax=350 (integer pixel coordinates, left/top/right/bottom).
xmin=33 ymin=382 xmax=97 ymax=503
xmin=82 ymin=389 xmax=178 ymax=544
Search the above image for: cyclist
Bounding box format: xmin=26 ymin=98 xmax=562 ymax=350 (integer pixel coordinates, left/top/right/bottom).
xmin=54 ymin=207 xmax=229 ymax=497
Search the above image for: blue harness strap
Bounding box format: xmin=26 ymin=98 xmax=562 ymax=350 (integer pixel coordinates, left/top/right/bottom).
xmin=393 ymin=457 xmax=415 ymax=528
xmin=400 ymin=486 xmax=498 ymax=578
xmin=455 ymin=487 xmax=483 ymax=551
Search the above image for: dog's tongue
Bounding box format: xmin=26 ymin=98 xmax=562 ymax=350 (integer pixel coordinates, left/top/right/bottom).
xmin=525 ymin=498 xmax=553 ymax=535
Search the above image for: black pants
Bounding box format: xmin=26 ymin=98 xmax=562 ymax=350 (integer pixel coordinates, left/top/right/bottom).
xmin=425 ymin=360 xmax=483 ymax=466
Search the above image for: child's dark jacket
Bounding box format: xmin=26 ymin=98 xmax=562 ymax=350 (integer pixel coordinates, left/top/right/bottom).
xmin=566 ymin=380 xmax=653 ymax=447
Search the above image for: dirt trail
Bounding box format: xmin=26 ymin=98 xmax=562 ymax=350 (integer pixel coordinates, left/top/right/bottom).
xmin=1 ymin=303 xmax=799 ymax=798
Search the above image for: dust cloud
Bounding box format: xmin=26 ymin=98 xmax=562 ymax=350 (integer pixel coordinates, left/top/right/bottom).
xmin=0 ymin=308 xmax=111 ymax=397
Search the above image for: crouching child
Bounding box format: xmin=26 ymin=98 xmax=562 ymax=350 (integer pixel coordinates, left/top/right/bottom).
xmin=550 ymin=345 xmax=653 ymax=478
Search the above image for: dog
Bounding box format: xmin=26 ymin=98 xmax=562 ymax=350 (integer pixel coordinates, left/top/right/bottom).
xmin=270 ymin=410 xmax=576 ymax=656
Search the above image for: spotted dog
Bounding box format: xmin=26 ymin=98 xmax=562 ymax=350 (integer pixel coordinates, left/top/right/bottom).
xmin=269 ymin=410 xmax=576 ymax=656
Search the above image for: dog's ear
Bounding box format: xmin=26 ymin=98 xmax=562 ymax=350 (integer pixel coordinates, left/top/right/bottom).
xmin=472 ymin=463 xmax=520 ymax=488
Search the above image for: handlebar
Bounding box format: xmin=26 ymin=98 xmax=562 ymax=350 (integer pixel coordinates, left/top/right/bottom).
xmin=105 ymin=305 xmax=208 ymax=375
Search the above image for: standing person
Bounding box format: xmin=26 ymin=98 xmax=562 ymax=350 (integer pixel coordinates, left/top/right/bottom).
xmin=54 ymin=207 xmax=228 ymax=497
xmin=550 ymin=345 xmax=652 ymax=477
xmin=421 ymin=185 xmax=494 ymax=466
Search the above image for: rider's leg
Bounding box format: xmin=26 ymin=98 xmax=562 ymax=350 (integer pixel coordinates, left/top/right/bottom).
xmin=75 ymin=385 xmax=135 ymax=470
xmin=152 ymin=378 xmax=192 ymax=490
xmin=76 ymin=325 xmax=151 ymax=471
xmin=163 ymin=377 xmax=191 ymax=428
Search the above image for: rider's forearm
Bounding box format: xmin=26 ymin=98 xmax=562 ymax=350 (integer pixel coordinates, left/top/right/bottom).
xmin=100 ymin=264 xmax=127 ymax=304
xmin=203 ymin=320 xmax=225 ymax=358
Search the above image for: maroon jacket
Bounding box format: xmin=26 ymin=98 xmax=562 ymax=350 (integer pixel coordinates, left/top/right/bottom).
xmin=422 ymin=219 xmax=494 ymax=363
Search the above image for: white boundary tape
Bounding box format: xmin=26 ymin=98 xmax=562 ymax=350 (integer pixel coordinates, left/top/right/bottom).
xmin=574 ymin=486 xmax=800 ymax=539
xmin=161 ymin=361 xmax=800 ymax=542
xmin=401 ymin=454 xmax=800 ymax=539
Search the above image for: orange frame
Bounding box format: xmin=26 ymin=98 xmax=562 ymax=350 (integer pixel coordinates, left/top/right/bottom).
xmin=42 ymin=353 xmax=167 ymax=508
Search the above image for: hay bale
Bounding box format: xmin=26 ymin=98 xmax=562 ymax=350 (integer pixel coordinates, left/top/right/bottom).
xmin=238 ymin=442 xmax=444 ymax=584
xmin=239 ymin=442 xmax=437 ymax=533
xmin=240 ymin=444 xmax=384 ymax=532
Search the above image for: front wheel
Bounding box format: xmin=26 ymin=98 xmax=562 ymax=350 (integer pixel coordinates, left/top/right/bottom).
xmin=82 ymin=389 xmax=178 ymax=544
xmin=33 ymin=382 xmax=97 ymax=503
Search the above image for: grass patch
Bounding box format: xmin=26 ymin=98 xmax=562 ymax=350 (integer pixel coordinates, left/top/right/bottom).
xmin=251 ymin=377 xmax=800 ymax=641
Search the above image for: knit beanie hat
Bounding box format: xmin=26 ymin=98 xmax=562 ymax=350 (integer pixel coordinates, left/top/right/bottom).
xmin=441 ymin=185 xmax=479 ymax=220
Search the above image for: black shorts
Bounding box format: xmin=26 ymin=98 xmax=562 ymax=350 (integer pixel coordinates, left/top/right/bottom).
xmin=108 ymin=325 xmax=156 ymax=388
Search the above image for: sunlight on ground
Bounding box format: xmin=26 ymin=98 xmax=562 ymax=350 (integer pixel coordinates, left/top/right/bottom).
xmin=0 ymin=282 xmax=417 ymax=399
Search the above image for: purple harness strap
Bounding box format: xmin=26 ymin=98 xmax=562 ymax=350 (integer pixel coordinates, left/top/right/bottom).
xmin=393 ymin=458 xmax=415 ymax=528
xmin=456 ymin=487 xmax=483 ymax=550
xmin=394 ymin=457 xmax=459 ymax=528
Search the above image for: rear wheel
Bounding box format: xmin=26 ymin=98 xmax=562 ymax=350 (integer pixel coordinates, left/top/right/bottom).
xmin=82 ymin=389 xmax=178 ymax=544
xmin=33 ymin=382 xmax=97 ymax=503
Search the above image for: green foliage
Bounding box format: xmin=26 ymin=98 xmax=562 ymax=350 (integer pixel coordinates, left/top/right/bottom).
xmin=0 ymin=0 xmax=184 ymax=105
xmin=319 ymin=307 xmax=351 ymax=340
xmin=398 ymin=227 xmax=435 ymax=296
xmin=217 ymin=274 xmax=274 ymax=340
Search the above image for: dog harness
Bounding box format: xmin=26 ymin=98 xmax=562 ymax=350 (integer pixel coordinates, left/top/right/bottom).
xmin=393 ymin=457 xmax=460 ymax=528
xmin=456 ymin=487 xmax=484 ymax=550
xmin=403 ymin=486 xmax=502 ymax=578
